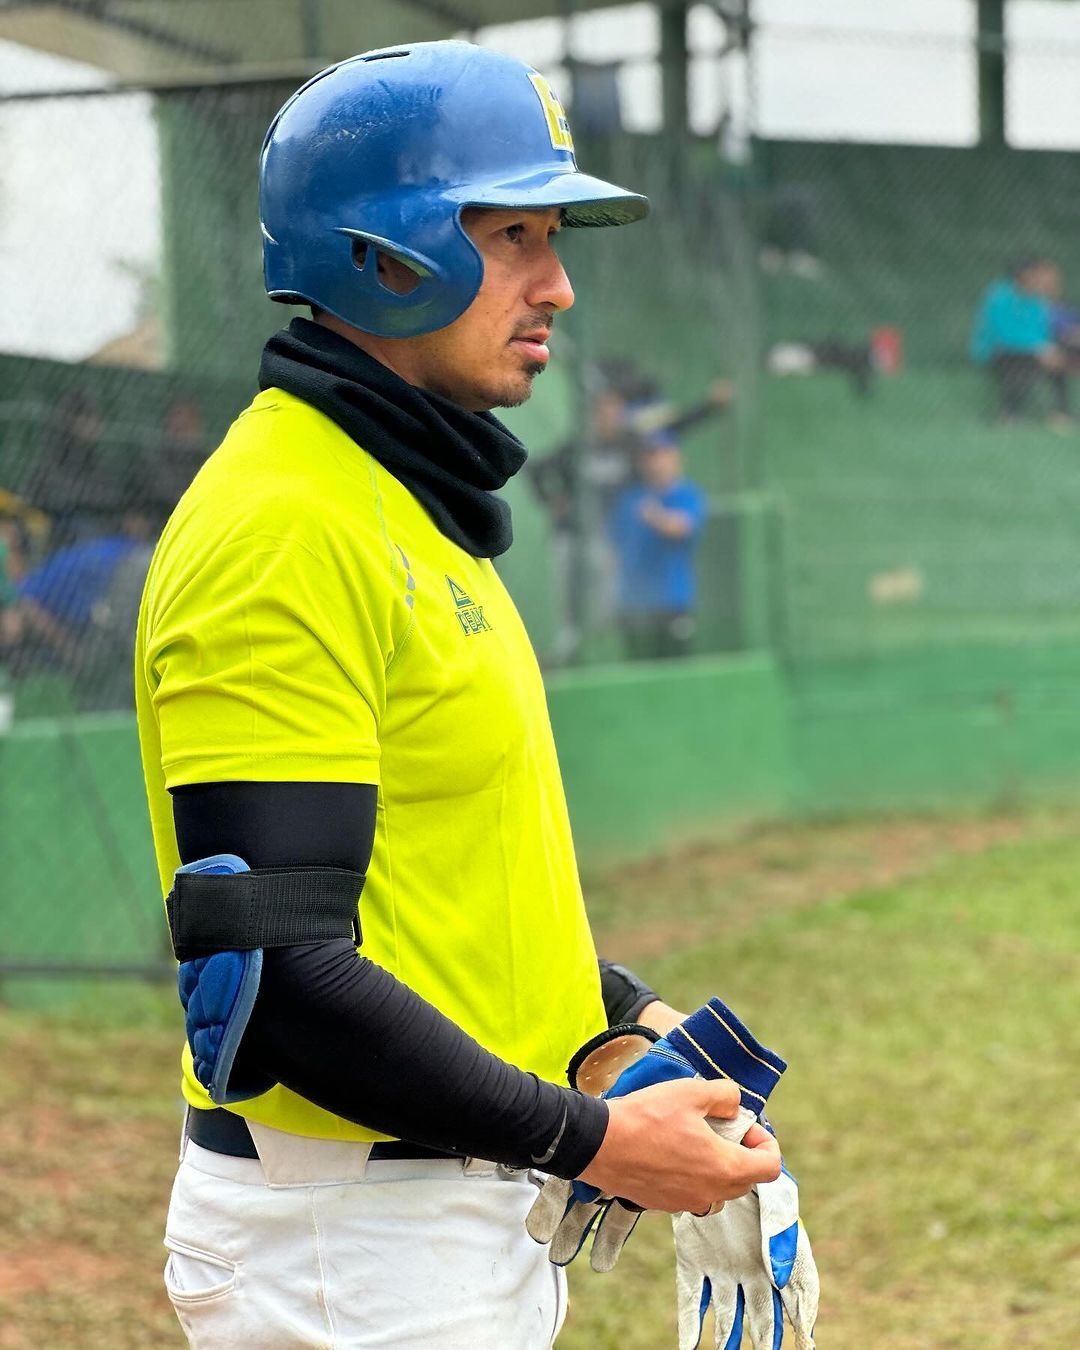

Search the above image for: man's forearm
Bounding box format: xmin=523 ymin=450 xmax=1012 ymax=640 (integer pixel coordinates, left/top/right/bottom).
xmin=236 ymin=938 xmax=608 ymax=1178
xmin=635 ymin=999 xmax=686 ymax=1037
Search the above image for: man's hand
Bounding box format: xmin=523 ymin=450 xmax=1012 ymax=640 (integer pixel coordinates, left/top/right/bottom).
xmin=708 ymin=376 xmax=737 ymax=409
xmin=639 ymin=498 xmax=695 ymax=539
xmin=1039 ymin=344 xmax=1065 ymax=371
xmin=526 ymin=998 xmax=787 ymax=1270
xmin=579 ymin=1078 xmax=780 ymax=1214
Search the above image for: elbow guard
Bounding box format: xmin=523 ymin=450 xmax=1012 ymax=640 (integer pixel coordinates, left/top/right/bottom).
xmin=167 ymin=853 xmax=364 ymax=1104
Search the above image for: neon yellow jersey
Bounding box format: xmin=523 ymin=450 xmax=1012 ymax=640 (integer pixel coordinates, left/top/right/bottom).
xmin=136 ymin=388 xmax=605 ymax=1139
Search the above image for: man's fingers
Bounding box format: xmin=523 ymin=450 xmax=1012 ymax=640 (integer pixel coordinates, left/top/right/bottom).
xmin=719 ymin=1134 xmax=783 ymax=1187
xmin=680 ymin=1076 xmax=741 ymax=1118
xmin=740 ymin=1122 xmax=781 ymax=1154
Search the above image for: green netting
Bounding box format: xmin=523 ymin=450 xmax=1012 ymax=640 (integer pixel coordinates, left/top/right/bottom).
xmin=4 ymin=32 xmax=1080 ymax=972
xmin=754 ymin=140 xmax=1080 ymax=665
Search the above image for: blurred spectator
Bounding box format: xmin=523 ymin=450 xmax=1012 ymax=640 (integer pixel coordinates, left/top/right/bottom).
xmin=1042 ymin=262 xmax=1080 ymax=369
xmin=766 ymin=337 xmax=875 ymax=397
xmin=609 ymin=433 xmax=708 ymax=662
xmin=153 ymin=396 xmax=209 ymax=515
xmin=4 ymin=506 xmax=156 ymax=706
xmin=529 ymin=360 xmax=732 ymax=662
xmin=759 ymin=183 xmax=823 ymax=279
xmin=970 ymin=257 xmax=1070 ymax=426
xmin=21 ymin=389 xmax=125 ymax=543
xmin=0 ymin=515 xmax=29 ymax=650
xmin=0 ymin=488 xmax=50 ymax=554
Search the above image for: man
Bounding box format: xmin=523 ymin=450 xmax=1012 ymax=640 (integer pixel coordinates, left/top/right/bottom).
xmin=610 ymin=433 xmax=708 ymax=661
xmin=970 ymin=256 xmax=1070 ymax=425
xmin=136 ymin=42 xmax=779 ymax=1348
xmin=11 ymin=505 xmax=154 ymax=698
xmin=527 ymin=360 xmax=733 ymax=663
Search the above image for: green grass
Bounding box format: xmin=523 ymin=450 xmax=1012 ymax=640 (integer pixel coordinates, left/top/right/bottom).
xmin=1 ymin=815 xmax=1078 ymax=1347
xmin=565 ymin=825 xmax=1080 ymax=1347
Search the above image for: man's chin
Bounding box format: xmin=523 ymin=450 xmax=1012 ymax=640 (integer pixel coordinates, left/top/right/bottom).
xmin=490 ymin=364 xmax=545 ymax=410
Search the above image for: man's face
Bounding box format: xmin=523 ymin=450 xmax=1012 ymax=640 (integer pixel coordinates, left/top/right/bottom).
xmin=1017 ymin=262 xmax=1054 ymax=297
xmin=591 ymin=391 xmax=626 ymax=441
xmin=368 ymin=207 xmax=574 ymax=411
xmin=1036 ymin=262 xmax=1063 ymax=300
xmin=641 ymin=444 xmax=682 ymax=490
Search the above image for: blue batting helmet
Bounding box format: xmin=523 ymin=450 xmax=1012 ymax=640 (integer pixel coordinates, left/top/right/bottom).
xmin=259 ymin=41 xmax=649 ymax=338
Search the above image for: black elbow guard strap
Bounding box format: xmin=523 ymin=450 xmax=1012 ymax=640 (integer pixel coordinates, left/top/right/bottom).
xmin=167 ymin=858 xmax=364 ymax=960
xmin=166 ymin=853 xmax=363 ymax=1106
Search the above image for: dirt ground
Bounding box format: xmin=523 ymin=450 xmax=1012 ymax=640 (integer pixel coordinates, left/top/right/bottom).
xmin=2 ymin=807 xmax=1076 ymax=1348
xmin=587 ymin=810 xmax=1049 ymax=959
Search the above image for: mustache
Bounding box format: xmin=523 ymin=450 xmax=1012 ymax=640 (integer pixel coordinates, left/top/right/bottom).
xmin=510 ymin=312 xmax=554 ymax=339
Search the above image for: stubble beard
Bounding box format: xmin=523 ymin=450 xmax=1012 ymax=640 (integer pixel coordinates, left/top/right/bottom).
xmin=489 ymin=361 xmax=546 ymax=410
xmin=426 ymin=356 xmax=546 ymax=412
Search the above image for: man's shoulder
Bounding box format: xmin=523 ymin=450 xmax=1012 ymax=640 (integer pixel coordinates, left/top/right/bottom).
xmin=983 ymin=278 xmax=1019 ymax=308
xmin=153 ymin=391 xmax=394 ymax=578
xmin=225 ymin=387 xmax=357 ymax=467
xmin=196 ymin=389 xmax=383 ymax=518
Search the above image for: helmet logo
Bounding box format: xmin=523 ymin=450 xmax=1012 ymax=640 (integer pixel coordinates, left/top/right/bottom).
xmin=528 ymin=72 xmax=575 ymax=154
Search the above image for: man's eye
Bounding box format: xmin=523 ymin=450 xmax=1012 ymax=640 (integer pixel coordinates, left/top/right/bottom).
xmin=505 ymin=224 xmax=525 ymax=243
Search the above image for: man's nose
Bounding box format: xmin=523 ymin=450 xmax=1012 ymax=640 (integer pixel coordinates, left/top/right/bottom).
xmin=527 ymin=250 xmax=575 ymax=314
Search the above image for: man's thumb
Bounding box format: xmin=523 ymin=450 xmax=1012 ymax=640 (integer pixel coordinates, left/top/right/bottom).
xmin=677 ymin=1075 xmax=741 ymax=1119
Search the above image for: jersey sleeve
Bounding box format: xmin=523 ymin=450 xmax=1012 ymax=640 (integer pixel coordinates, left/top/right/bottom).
xmin=142 ymin=510 xmax=402 ymax=789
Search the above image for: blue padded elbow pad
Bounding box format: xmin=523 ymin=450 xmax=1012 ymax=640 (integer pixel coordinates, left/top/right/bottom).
xmin=174 ymin=854 xmax=274 ymax=1105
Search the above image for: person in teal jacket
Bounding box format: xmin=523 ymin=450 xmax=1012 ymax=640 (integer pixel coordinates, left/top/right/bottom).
xmin=970 ymin=257 xmax=1069 ymax=423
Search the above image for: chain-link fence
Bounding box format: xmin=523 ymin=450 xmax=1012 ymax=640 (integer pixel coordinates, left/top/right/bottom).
xmin=4 ymin=7 xmax=1080 ymax=974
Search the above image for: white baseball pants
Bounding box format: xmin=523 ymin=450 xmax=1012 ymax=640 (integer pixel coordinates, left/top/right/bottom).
xmin=163 ymin=1131 xmax=568 ymax=1349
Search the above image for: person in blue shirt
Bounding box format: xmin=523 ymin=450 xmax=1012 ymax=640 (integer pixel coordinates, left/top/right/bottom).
xmin=5 ymin=509 xmax=155 ymax=702
xmin=609 ymin=432 xmax=708 ymax=660
xmin=970 ymin=256 xmax=1070 ymax=424
xmin=1042 ymin=261 xmax=1080 ymax=365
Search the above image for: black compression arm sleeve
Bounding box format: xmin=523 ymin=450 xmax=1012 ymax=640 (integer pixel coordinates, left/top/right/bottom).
xmin=171 ymin=782 xmax=607 ymax=1178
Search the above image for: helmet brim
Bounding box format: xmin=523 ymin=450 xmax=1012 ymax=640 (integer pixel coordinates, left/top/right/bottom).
xmin=456 ymin=168 xmax=648 ymax=228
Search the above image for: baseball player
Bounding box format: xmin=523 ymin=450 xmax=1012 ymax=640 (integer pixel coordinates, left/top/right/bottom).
xmin=135 ymin=42 xmax=784 ymax=1348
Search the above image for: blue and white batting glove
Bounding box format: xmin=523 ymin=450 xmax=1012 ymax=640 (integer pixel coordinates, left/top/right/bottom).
xmin=674 ymin=1162 xmax=819 ymax=1349
xmin=525 ymin=998 xmax=787 ymax=1273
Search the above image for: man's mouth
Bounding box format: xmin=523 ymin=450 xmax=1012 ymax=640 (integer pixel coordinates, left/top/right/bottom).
xmin=509 ymin=330 xmax=551 ymax=365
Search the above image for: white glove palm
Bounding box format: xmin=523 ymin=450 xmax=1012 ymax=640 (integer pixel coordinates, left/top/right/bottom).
xmin=674 ymin=1166 xmax=819 ymax=1349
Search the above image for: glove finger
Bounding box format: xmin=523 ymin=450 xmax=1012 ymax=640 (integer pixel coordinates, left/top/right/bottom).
xmin=778 ymin=1245 xmax=820 ymax=1348
xmin=549 ymin=1199 xmax=606 ymax=1266
xmin=673 ymin=1212 xmax=740 ymax=1349
xmin=589 ymin=1200 xmax=643 ymax=1273
xmin=742 ymin=1280 xmax=783 ymax=1350
xmin=675 ymin=1274 xmax=711 ymax=1350
xmin=714 ymin=1283 xmax=746 ymax=1350
xmin=525 ymin=1177 xmax=573 ymax=1244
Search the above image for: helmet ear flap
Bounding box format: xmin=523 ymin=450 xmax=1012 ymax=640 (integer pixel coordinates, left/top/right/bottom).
xmin=322 ymin=216 xmax=483 ymax=338
xmin=349 ymin=239 xmax=421 ymax=296
xmin=338 ymin=229 xmax=439 ymax=297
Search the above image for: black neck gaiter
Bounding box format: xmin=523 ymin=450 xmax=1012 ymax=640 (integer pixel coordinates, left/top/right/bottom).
xmin=259 ymin=318 xmax=528 ymax=558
